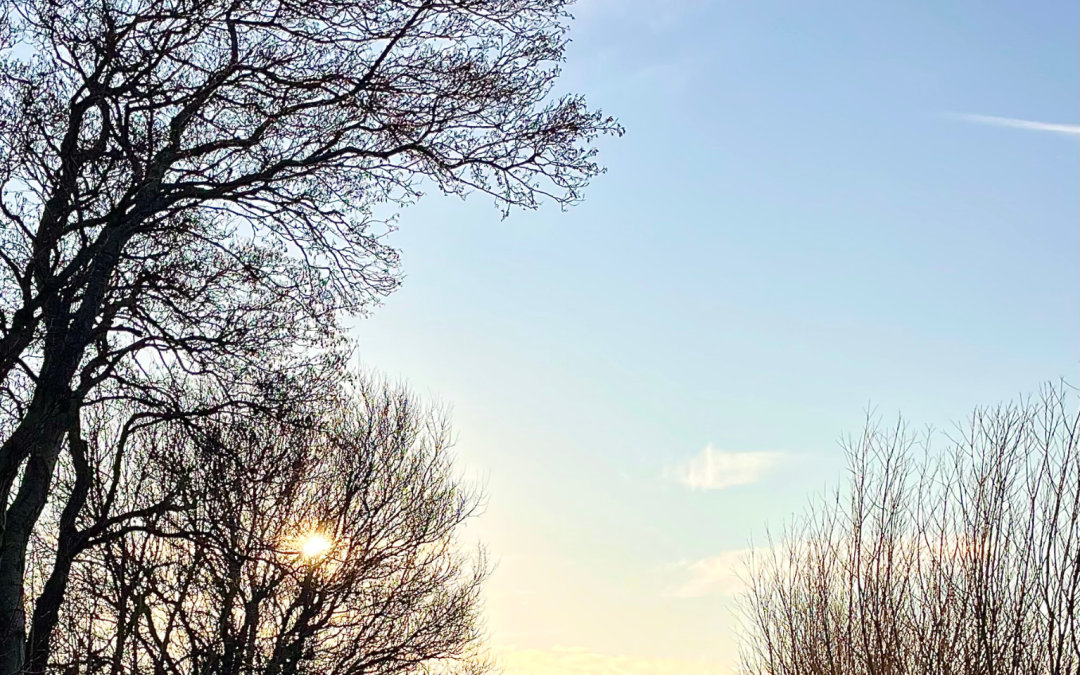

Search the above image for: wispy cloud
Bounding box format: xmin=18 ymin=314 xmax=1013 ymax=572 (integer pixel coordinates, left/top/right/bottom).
xmin=671 ymin=532 xmax=983 ymax=599
xmin=667 ymin=549 xmax=752 ymax=598
xmin=953 ymin=113 xmax=1080 ymax=136
xmin=666 ymin=445 xmax=786 ymax=491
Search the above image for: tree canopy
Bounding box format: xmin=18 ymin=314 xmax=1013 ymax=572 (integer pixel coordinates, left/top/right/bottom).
xmin=0 ymin=0 xmax=619 ymax=671
xmin=46 ymin=374 xmax=489 ymax=675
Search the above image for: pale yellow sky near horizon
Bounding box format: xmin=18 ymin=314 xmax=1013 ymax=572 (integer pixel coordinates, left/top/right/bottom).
xmin=494 ymin=645 xmax=735 ymax=675
xmin=476 ymin=533 xmax=752 ymax=675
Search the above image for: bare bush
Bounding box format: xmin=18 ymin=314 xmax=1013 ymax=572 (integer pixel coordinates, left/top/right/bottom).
xmin=738 ymin=384 xmax=1080 ymax=675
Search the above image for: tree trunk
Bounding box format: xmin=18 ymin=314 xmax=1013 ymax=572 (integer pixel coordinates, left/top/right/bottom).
xmin=0 ymin=449 xmax=62 ymax=675
xmin=23 ymin=413 xmax=90 ymax=675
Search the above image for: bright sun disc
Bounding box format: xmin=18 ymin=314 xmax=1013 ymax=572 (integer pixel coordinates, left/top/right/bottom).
xmin=299 ymin=533 xmax=332 ymax=559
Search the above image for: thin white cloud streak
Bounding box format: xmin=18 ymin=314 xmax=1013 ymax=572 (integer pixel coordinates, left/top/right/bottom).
xmin=954 ymin=113 xmax=1080 ymax=136
xmin=666 ymin=445 xmax=786 ymax=491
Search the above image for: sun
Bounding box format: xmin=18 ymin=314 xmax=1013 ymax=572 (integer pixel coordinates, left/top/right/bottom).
xmin=299 ymin=532 xmax=332 ymax=559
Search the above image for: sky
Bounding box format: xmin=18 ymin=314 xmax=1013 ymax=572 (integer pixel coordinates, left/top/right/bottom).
xmin=346 ymin=1 xmax=1079 ymax=673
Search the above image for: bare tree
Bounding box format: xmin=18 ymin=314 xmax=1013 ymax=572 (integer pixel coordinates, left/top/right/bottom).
xmin=36 ymin=372 xmax=489 ymax=675
xmin=0 ymin=0 xmax=619 ymax=670
xmin=737 ymin=384 xmax=1080 ymax=675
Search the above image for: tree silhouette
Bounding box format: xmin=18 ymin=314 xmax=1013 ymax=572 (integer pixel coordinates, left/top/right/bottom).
xmin=38 ymin=373 xmax=489 ymax=675
xmin=0 ymin=0 xmax=619 ymax=670
xmin=737 ymin=385 xmax=1080 ymax=675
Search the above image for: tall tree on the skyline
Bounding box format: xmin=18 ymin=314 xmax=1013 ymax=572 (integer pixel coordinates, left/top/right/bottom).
xmin=0 ymin=0 xmax=620 ymax=670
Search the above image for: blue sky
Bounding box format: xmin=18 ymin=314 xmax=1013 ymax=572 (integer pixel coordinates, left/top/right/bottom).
xmin=347 ymin=1 xmax=1078 ymax=672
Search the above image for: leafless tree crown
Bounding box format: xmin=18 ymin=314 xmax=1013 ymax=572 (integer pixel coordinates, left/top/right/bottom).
xmin=738 ymin=385 xmax=1080 ymax=675
xmin=0 ymin=0 xmax=619 ymax=671
xmin=42 ymin=375 xmax=490 ymax=675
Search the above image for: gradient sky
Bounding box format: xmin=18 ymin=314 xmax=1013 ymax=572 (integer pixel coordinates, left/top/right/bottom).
xmin=346 ymin=1 xmax=1079 ymax=672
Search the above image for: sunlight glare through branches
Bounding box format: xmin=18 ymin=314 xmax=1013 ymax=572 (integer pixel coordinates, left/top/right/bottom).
xmin=299 ymin=532 xmax=332 ymax=560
